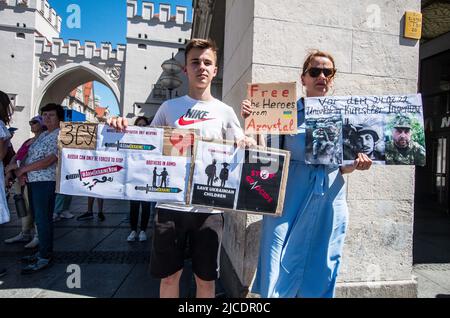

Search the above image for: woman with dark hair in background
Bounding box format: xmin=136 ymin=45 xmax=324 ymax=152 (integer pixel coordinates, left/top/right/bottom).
xmin=16 ymin=103 xmax=64 ymax=274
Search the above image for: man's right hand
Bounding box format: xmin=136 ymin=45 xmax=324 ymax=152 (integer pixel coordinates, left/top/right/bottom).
xmin=106 ymin=117 xmax=129 ymax=131
xmin=241 ymin=99 xmax=252 ymax=119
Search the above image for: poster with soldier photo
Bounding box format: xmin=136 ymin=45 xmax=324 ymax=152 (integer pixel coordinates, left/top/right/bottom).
xmin=343 ymin=116 xmax=385 ymax=165
xmin=190 ymin=140 xmax=244 ymax=209
xmin=384 ymin=113 xmax=426 ymax=166
xmin=304 ymin=93 xmax=426 ymax=166
xmin=305 ymin=116 xmax=343 ymax=165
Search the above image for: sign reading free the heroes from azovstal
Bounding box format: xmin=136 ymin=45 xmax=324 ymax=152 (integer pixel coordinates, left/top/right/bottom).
xmin=245 ymin=82 xmax=298 ymax=135
xmin=57 ymin=123 xmax=290 ymax=216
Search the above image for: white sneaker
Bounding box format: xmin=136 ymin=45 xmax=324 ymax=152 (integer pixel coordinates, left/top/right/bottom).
xmin=127 ymin=231 xmax=137 ymax=242
xmin=24 ymin=235 xmax=39 ymax=249
xmin=60 ymin=211 xmax=74 ymax=219
xmin=4 ymin=232 xmax=32 ymax=244
xmin=52 ymin=213 xmax=61 ymax=222
xmin=138 ymin=231 xmax=147 ymax=242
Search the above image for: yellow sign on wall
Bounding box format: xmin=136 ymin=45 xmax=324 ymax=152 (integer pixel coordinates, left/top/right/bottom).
xmin=404 ymin=11 xmax=422 ymax=40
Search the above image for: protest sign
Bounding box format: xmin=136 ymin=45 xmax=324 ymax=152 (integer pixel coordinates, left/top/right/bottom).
xmin=245 ymin=82 xmax=297 ymax=135
xmin=189 ymin=139 xmax=290 ymax=215
xmin=58 ymin=124 xmax=290 ymax=215
xmin=304 ymin=94 xmax=426 ymax=166
xmin=57 ymin=124 xmax=194 ymax=203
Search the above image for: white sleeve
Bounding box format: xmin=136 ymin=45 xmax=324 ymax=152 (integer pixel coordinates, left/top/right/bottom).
xmin=225 ymin=107 xmax=245 ymax=142
xmin=150 ymin=102 xmax=168 ymax=127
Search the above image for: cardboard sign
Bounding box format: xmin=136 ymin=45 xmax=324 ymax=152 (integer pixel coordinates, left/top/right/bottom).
xmin=304 ymin=94 xmax=426 ymax=166
xmin=245 ymin=82 xmax=297 ymax=135
xmin=59 ymin=122 xmax=97 ymax=150
xmin=189 ymin=140 xmax=290 ymax=215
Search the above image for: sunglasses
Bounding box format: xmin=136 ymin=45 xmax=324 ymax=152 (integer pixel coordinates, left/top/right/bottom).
xmin=29 ymin=120 xmax=38 ymax=125
xmin=306 ymin=67 xmax=336 ymax=78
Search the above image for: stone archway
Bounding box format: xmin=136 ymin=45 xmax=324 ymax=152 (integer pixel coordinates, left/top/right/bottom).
xmin=34 ymin=62 xmax=121 ymax=116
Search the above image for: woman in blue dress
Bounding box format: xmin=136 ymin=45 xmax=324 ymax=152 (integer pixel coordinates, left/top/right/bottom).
xmin=241 ymin=50 xmax=372 ymax=298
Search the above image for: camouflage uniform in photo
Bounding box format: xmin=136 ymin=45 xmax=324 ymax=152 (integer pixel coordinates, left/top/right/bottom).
xmin=385 ymin=115 xmax=426 ymax=166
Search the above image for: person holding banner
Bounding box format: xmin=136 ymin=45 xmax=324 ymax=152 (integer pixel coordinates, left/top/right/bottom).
xmin=241 ymin=50 xmax=372 ymax=298
xmin=108 ymin=39 xmax=255 ymax=298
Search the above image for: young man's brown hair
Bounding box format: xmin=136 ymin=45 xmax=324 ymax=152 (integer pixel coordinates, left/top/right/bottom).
xmin=185 ymin=38 xmax=218 ymax=65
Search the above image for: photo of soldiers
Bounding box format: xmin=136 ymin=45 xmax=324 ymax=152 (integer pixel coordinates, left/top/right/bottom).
xmin=343 ymin=117 xmax=385 ymax=163
xmin=305 ymin=116 xmax=342 ymax=165
xmin=385 ymin=114 xmax=426 ymax=166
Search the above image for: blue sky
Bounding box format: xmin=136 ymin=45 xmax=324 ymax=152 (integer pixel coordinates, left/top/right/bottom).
xmin=48 ymin=0 xmax=193 ymax=115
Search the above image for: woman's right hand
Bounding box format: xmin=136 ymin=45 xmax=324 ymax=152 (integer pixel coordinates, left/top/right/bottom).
xmin=106 ymin=117 xmax=129 ymax=131
xmin=241 ymin=99 xmax=252 ymax=119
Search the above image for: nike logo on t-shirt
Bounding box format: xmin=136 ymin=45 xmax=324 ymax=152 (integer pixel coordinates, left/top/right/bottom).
xmin=177 ymin=109 xmax=215 ymax=126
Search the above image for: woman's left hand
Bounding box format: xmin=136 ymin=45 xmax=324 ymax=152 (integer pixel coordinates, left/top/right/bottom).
xmin=340 ymin=153 xmax=372 ymax=174
xmin=354 ymin=153 xmax=372 ymax=170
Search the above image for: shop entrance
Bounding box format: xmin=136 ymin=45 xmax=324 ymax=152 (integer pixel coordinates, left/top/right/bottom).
xmin=415 ymin=50 xmax=450 ymax=215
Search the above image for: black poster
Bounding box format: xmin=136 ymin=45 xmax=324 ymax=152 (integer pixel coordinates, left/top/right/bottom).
xmin=236 ymin=149 xmax=285 ymax=214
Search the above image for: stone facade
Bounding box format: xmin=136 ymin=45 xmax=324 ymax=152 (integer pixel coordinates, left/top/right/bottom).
xmin=215 ymin=0 xmax=420 ymax=297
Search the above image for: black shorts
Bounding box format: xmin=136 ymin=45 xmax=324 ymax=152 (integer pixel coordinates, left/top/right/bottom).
xmin=150 ymin=208 xmax=224 ymax=281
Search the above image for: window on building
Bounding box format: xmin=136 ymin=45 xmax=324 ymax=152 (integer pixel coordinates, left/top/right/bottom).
xmin=16 ymin=33 xmax=25 ymax=39
xmin=160 ymin=5 xmax=170 ymax=22
xmin=138 ymin=44 xmax=147 ymax=50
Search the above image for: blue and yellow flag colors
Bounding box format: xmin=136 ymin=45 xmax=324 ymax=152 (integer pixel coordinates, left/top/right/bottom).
xmin=283 ymin=111 xmax=293 ymax=119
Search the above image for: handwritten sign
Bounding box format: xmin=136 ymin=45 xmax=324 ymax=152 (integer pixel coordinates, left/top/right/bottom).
xmin=245 ymin=82 xmax=297 ymax=135
xmin=304 ymin=94 xmax=426 ymax=166
xmin=59 ymin=122 xmax=97 ymax=150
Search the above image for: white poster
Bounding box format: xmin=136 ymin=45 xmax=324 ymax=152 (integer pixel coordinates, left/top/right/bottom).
xmin=96 ymin=124 xmax=164 ymax=154
xmin=59 ymin=148 xmax=127 ymax=199
xmin=304 ymin=94 xmax=426 ymax=166
xmin=125 ymin=153 xmax=189 ymax=203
